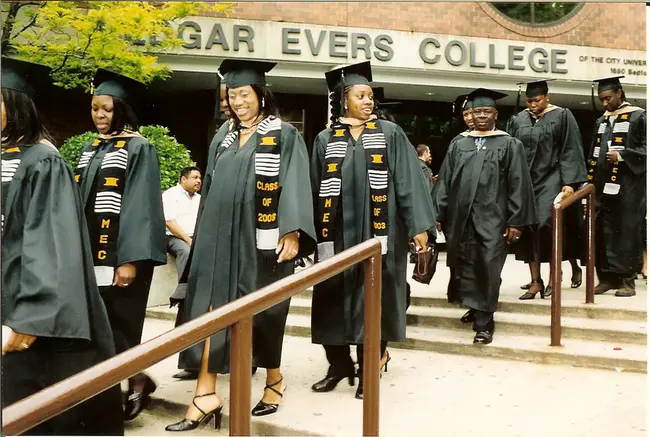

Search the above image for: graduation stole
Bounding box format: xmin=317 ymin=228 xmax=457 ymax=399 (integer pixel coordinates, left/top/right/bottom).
xmin=219 ymin=116 xmax=282 ymax=253
xmin=74 ymin=137 xmax=130 ymax=286
xmin=589 ymin=110 xmax=637 ymax=196
xmin=316 ymin=120 xmax=389 ymax=261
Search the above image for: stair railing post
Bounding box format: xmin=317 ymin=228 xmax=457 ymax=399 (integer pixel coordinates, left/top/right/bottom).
xmin=362 ymin=243 xmax=382 ymax=437
xmin=585 ymin=189 xmax=596 ymax=304
xmin=551 ymin=204 xmax=563 ymax=347
xmin=230 ymin=317 xmax=253 ymax=436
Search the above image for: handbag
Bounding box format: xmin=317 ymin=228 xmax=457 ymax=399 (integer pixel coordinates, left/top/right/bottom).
xmin=411 ymin=243 xmax=439 ymax=285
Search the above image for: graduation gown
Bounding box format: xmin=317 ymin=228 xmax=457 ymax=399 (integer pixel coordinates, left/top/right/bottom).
xmin=508 ymin=106 xmax=588 ymax=262
xmin=179 ymin=121 xmax=316 ymax=374
xmin=77 ymin=135 xmax=167 ymax=353
xmin=589 ymin=105 xmax=647 ymax=277
xmin=1 ymin=143 xmax=123 ymax=435
xmin=310 ymin=119 xmax=435 ymax=345
xmin=435 ymin=131 xmax=536 ymax=312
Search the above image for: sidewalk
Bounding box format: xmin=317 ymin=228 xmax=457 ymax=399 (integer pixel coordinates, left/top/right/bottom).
xmin=126 ymin=318 xmax=646 ymax=437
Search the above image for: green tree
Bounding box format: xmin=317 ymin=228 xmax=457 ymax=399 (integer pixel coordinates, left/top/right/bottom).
xmin=1 ymin=1 xmax=232 ymax=90
xmin=60 ymin=125 xmax=195 ymax=191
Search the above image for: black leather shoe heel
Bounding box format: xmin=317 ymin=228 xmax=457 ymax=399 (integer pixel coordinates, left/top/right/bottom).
xmin=165 ymin=393 xmax=222 ymax=431
xmin=311 ymin=373 xmax=354 ymax=392
xmin=252 ymin=377 xmax=285 ymax=416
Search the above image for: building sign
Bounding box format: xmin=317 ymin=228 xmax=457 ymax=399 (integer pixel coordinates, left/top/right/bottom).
xmin=172 ymin=18 xmax=646 ymax=85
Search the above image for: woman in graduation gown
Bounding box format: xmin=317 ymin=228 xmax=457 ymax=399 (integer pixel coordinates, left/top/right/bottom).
xmin=507 ymin=80 xmax=588 ymax=299
xmin=310 ymin=61 xmax=435 ymax=399
xmin=1 ymin=57 xmax=123 ymax=435
xmin=74 ymin=68 xmax=167 ymax=421
xmin=166 ymin=59 xmax=316 ymax=431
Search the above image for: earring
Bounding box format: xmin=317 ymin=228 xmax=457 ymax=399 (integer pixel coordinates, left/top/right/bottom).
xmin=262 ymin=97 xmax=265 ymax=108
xmin=344 ymin=105 xmax=348 ymax=110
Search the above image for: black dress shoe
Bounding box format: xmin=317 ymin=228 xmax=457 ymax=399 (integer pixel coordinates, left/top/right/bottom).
xmin=473 ymin=331 xmax=493 ymax=345
xmin=311 ymin=373 xmax=354 ymax=393
xmin=595 ymin=283 xmax=616 ymax=295
xmin=460 ymin=308 xmax=476 ymax=323
xmin=355 ymin=381 xmax=363 ymax=400
xmin=543 ymin=285 xmax=552 ymax=298
xmin=172 ymin=370 xmax=198 ymax=380
xmin=124 ymin=376 xmax=157 ymax=421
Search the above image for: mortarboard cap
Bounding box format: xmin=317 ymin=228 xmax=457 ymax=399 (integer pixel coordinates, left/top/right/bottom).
xmin=453 ymin=94 xmax=472 ymax=114
xmin=219 ymin=59 xmax=276 ymax=89
xmin=467 ymin=88 xmax=508 ymax=108
xmin=593 ymin=76 xmax=624 ymax=93
xmin=94 ymin=68 xmax=146 ymax=108
xmin=325 ymin=61 xmax=373 ymax=91
xmin=517 ymin=79 xmax=553 ymax=98
xmin=1 ymin=56 xmax=52 ymax=100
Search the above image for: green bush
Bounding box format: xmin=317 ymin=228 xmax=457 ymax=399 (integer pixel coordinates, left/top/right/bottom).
xmin=60 ymin=125 xmax=194 ymax=191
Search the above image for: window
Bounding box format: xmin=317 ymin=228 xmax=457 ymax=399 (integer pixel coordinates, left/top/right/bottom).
xmin=491 ymin=3 xmax=581 ymax=26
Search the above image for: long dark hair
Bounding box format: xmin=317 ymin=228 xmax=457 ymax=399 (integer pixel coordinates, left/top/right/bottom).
xmin=329 ymin=82 xmax=346 ymax=125
xmin=226 ymin=84 xmax=279 ymax=130
xmin=102 ymin=95 xmax=139 ymax=134
xmin=1 ymin=88 xmax=53 ymax=147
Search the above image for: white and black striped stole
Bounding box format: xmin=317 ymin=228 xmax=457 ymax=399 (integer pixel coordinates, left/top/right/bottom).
xmin=218 ymin=116 xmax=283 ymax=252
xmin=360 ymin=121 xmax=388 ymax=255
xmin=595 ymin=111 xmax=636 ymax=196
xmin=1 ymin=146 xmax=22 ymax=233
xmin=77 ymin=138 xmax=130 ymax=286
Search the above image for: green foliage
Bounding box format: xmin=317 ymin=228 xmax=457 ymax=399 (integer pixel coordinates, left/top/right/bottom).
xmin=59 ymin=125 xmax=194 ymax=191
xmin=2 ymin=1 xmax=232 ymax=90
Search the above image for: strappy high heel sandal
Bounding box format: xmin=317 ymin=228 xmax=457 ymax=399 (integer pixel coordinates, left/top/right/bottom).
xmin=519 ymin=279 xmax=545 ymax=300
xmin=252 ymin=377 xmax=285 ymax=417
xmin=165 ymin=393 xmax=223 ymax=432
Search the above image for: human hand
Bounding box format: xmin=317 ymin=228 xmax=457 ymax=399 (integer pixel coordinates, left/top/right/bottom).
xmin=560 ymin=185 xmax=574 ymax=200
xmin=412 ymin=232 xmax=428 ymax=253
xmin=277 ymin=231 xmax=300 ymax=263
xmin=113 ymin=263 xmax=137 ymax=288
xmin=503 ymin=227 xmax=522 ymax=244
xmin=2 ymin=326 xmax=37 ymax=355
xmin=606 ymin=151 xmax=620 ymax=164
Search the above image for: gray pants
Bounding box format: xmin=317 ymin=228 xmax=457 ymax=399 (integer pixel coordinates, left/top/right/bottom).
xmin=167 ymin=235 xmax=191 ymax=281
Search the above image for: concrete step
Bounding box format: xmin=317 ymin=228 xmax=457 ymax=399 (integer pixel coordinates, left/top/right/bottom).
xmin=294 ymin=287 xmax=648 ymax=322
xmin=127 ymin=319 xmax=646 ymax=437
xmin=288 ymin=297 xmax=647 ymax=344
xmin=146 ymin=308 xmax=646 ymax=373
xmin=283 ymin=313 xmax=647 ymax=374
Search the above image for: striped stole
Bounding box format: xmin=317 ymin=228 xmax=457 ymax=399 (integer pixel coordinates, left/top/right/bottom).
xmin=316 ymin=120 xmax=389 ymax=262
xmin=590 ymin=111 xmax=635 ymax=197
xmin=219 ymin=116 xmax=283 ymax=252
xmin=74 ymin=138 xmax=130 ymax=286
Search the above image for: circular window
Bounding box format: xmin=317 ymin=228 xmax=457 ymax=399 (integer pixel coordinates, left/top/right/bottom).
xmin=491 ymin=3 xmax=582 ymax=26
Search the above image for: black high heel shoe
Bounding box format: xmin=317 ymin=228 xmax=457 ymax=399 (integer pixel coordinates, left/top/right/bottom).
xmin=312 ymin=371 xmax=355 ymax=392
xmin=165 ymin=393 xmax=223 ymax=432
xmin=252 ymin=377 xmax=285 ymax=416
xmin=571 ymin=269 xmax=583 ymax=288
xmin=519 ymin=279 xmax=545 ymax=300
xmin=381 ymin=351 xmax=391 ymax=373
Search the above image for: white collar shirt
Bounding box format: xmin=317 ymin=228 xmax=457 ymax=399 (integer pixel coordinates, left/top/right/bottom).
xmin=162 ymin=184 xmax=201 ymax=236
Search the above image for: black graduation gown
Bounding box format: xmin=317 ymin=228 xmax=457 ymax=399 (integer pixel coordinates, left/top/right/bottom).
xmin=435 ymin=131 xmax=536 ymax=312
xmin=589 ymin=106 xmax=647 ymax=277
xmin=179 ymin=121 xmax=316 ymax=374
xmin=508 ymin=106 xmax=588 ymax=262
xmin=77 ymin=135 xmax=167 ymax=353
xmin=310 ymin=119 xmax=436 ymax=345
xmin=1 ymin=143 xmax=123 ymax=435
xmin=420 ymin=159 xmax=434 ymax=195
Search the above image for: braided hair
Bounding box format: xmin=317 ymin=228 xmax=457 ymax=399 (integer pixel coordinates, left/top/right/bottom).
xmin=329 ymin=82 xmax=346 ymax=125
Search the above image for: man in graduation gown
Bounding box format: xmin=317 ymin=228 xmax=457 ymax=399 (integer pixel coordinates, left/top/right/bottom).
xmin=589 ymin=76 xmax=646 ymax=297
xmin=508 ymin=80 xmax=588 ymax=299
xmin=435 ymin=88 xmax=536 ymax=344
xmin=310 ymin=61 xmax=435 ymax=398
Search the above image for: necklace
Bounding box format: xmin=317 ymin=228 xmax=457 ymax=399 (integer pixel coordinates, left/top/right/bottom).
xmin=239 ymin=117 xmax=263 ymax=134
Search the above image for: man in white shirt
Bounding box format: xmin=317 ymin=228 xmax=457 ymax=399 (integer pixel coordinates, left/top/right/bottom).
xmin=163 ymin=166 xmax=202 ymax=281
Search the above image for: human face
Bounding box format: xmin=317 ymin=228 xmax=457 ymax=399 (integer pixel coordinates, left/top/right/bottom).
xmin=344 ymin=85 xmax=374 ymax=120
xmin=462 ymin=109 xmax=474 ymax=130
xmin=420 ymin=147 xmax=432 ymax=165
xmin=526 ymin=94 xmax=549 ymax=116
xmin=599 ymin=89 xmax=623 ymax=113
xmin=181 ymin=170 xmax=202 ymax=194
xmin=220 ymin=84 xmax=231 ymax=118
xmin=228 ymin=85 xmax=260 ymax=124
xmin=1 ymin=99 xmax=6 ymax=131
xmin=91 ymin=95 xmax=114 ymax=134
xmin=472 ymin=106 xmax=497 ymax=131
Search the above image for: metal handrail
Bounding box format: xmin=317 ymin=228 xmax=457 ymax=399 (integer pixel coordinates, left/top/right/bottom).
xmin=550 ymin=183 xmax=596 ymax=346
xmin=2 ymin=239 xmax=383 ymax=437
